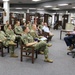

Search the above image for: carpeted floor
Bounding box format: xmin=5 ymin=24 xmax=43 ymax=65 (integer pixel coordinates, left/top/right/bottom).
xmin=0 ymin=29 xmax=75 ymax=75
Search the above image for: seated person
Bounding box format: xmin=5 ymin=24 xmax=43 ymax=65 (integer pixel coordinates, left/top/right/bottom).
xmin=0 ymin=32 xmax=18 ymax=57
xmin=14 ymin=21 xmax=23 ymax=35
xmin=30 ymin=24 xmax=46 ymax=41
xmin=30 ymin=24 xmax=52 ymax=54
xmin=4 ymin=20 xmax=9 ymax=32
xmin=39 ymin=22 xmax=44 ymax=29
xmin=30 ymin=24 xmax=52 ymax=45
xmin=27 ymin=21 xmax=32 ymax=30
xmin=21 ymin=22 xmax=26 ymax=29
xmin=42 ymin=22 xmax=54 ymax=40
xmin=0 ymin=26 xmax=6 ymax=36
xmin=38 ymin=22 xmax=45 ymax=36
xmin=64 ymin=27 xmax=75 ymax=51
xmin=6 ymin=24 xmax=17 ymax=41
xmin=21 ymin=26 xmax=53 ymax=63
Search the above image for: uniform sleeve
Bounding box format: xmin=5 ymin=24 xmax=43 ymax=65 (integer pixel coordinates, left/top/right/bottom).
xmin=4 ymin=25 xmax=7 ymax=32
xmin=6 ymin=30 xmax=10 ymax=37
xmin=30 ymin=31 xmax=39 ymax=39
xmin=1 ymin=31 xmax=6 ymax=37
xmin=14 ymin=27 xmax=20 ymax=34
xmin=21 ymin=35 xmax=28 ymax=45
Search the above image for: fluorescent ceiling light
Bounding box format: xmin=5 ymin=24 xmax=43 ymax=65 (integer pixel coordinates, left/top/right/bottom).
xmin=72 ymin=7 xmax=75 ymax=8
xmin=2 ymin=0 xmax=9 ymax=1
xmin=32 ymin=0 xmax=41 ymax=1
xmin=44 ymin=6 xmax=52 ymax=8
xmin=37 ymin=8 xmax=44 ymax=10
xmin=15 ymin=8 xmax=22 ymax=9
xmin=52 ymin=8 xmax=60 ymax=10
xmin=29 ymin=8 xmax=36 ymax=10
xmin=58 ymin=4 xmax=68 ymax=6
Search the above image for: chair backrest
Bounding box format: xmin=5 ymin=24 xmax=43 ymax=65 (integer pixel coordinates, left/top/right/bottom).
xmin=42 ymin=30 xmax=49 ymax=37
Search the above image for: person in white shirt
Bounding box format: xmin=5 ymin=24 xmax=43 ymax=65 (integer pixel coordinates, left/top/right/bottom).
xmin=42 ymin=22 xmax=54 ymax=37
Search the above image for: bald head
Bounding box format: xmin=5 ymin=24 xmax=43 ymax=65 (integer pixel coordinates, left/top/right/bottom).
xmin=44 ymin=22 xmax=47 ymax=26
xmin=32 ymin=24 xmax=37 ymax=30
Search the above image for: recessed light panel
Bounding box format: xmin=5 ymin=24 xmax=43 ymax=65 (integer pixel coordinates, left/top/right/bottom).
xmin=32 ymin=0 xmax=41 ymax=2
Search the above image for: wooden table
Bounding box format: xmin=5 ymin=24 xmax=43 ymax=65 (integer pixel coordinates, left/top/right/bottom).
xmin=60 ymin=29 xmax=73 ymax=40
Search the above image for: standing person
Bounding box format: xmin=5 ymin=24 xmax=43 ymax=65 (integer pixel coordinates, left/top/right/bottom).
xmin=21 ymin=26 xmax=53 ymax=63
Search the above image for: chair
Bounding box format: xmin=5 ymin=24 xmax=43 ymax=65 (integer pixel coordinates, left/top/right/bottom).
xmin=67 ymin=51 xmax=75 ymax=58
xmin=42 ymin=30 xmax=52 ymax=42
xmin=0 ymin=41 xmax=9 ymax=57
xmin=15 ymin=36 xmax=20 ymax=48
xmin=20 ymin=40 xmax=38 ymax=63
xmin=0 ymin=40 xmax=17 ymax=57
xmin=0 ymin=41 xmax=3 ymax=57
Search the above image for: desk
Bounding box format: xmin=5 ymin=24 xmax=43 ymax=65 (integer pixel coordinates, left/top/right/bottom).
xmin=60 ymin=29 xmax=73 ymax=40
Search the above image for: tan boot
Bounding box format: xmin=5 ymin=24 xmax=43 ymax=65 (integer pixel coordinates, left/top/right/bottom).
xmin=44 ymin=58 xmax=53 ymax=63
xmin=9 ymin=41 xmax=16 ymax=46
xmin=10 ymin=53 xmax=18 ymax=58
xmin=47 ymin=43 xmax=52 ymax=47
xmin=67 ymin=46 xmax=73 ymax=51
xmin=39 ymin=51 xmax=44 ymax=55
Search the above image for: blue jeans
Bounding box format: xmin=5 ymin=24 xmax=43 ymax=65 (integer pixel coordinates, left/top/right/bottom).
xmin=64 ymin=35 xmax=74 ymax=47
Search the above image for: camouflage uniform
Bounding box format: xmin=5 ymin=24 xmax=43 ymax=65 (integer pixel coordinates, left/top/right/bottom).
xmin=30 ymin=29 xmax=42 ymax=41
xmin=27 ymin=24 xmax=32 ymax=30
xmin=14 ymin=25 xmax=23 ymax=35
xmin=6 ymin=29 xmax=16 ymax=41
xmin=0 ymin=31 xmax=16 ymax=55
xmin=21 ymin=33 xmax=48 ymax=57
xmin=4 ymin=24 xmax=9 ymax=32
xmin=0 ymin=30 xmax=6 ymax=36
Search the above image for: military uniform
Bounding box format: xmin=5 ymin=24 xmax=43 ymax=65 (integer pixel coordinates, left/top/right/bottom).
xmin=39 ymin=24 xmax=43 ymax=30
xmin=0 ymin=30 xmax=6 ymax=37
xmin=21 ymin=33 xmax=48 ymax=58
xmin=30 ymin=29 xmax=39 ymax=40
xmin=4 ymin=24 xmax=9 ymax=32
xmin=30 ymin=29 xmax=52 ymax=46
xmin=14 ymin=25 xmax=23 ymax=35
xmin=27 ymin=24 xmax=32 ymax=30
xmin=0 ymin=31 xmax=17 ymax=57
xmin=6 ymin=29 xmax=16 ymax=41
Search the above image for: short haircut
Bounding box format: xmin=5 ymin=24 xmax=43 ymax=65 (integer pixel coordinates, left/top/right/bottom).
xmin=23 ymin=26 xmax=27 ymax=31
xmin=6 ymin=20 xmax=8 ymax=23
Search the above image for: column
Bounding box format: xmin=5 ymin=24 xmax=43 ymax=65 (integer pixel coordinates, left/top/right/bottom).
xmin=3 ymin=0 xmax=10 ymax=24
xmin=52 ymin=14 xmax=55 ymax=28
xmin=27 ymin=9 xmax=29 ymax=13
xmin=44 ymin=14 xmax=48 ymax=24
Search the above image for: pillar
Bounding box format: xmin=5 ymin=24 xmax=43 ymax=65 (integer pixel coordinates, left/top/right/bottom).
xmin=3 ymin=0 xmax=10 ymax=24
